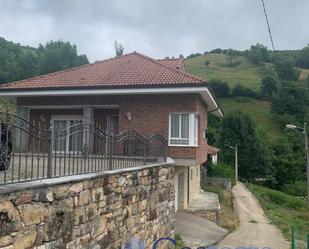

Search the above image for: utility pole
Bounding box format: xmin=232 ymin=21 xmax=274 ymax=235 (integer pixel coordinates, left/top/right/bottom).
xmin=304 ymin=123 xmax=309 ymax=208
xmin=286 ymin=122 xmax=309 ymax=207
xmin=229 ymin=145 xmax=238 ymax=183
xmin=235 ymin=145 xmax=238 ymax=183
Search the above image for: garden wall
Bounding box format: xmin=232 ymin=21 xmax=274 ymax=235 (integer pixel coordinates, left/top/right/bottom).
xmin=0 ymin=164 xmax=175 ymax=249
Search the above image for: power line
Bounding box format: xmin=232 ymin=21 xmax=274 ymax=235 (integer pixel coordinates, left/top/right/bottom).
xmin=261 ymin=0 xmax=275 ymax=52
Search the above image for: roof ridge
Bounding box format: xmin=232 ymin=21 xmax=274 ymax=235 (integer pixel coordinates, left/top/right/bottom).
xmin=133 ymin=52 xmax=205 ymax=83
xmin=0 ymin=52 xmax=136 ymax=87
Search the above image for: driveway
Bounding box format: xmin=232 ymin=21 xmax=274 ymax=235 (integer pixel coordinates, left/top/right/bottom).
xmin=217 ymin=183 xmax=290 ymax=249
xmin=175 ymin=211 xmax=227 ymax=248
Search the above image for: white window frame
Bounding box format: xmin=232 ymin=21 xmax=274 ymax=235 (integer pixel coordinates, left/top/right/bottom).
xmin=51 ymin=115 xmax=83 ymax=153
xmin=168 ymin=113 xmax=199 ymax=147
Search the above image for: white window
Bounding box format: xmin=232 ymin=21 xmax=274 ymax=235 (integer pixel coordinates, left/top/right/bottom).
xmin=169 ymin=113 xmax=198 ymax=146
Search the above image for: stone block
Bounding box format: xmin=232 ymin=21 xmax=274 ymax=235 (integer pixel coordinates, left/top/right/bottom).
xmin=79 ymin=190 xmax=91 ymax=206
xmin=0 ymin=201 xmax=22 ymax=236
xmin=69 ymin=183 xmax=84 ymax=195
xmin=18 ymin=203 xmax=46 ymax=226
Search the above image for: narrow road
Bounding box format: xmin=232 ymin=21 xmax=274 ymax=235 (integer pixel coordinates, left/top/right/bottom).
xmin=217 ymin=183 xmax=290 ymax=249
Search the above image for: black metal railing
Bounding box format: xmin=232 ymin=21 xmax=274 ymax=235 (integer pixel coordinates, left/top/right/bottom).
xmin=0 ymin=111 xmax=167 ymax=185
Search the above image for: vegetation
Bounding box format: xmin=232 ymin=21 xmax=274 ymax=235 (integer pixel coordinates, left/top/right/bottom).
xmin=203 ymin=185 xmax=239 ymax=232
xmin=207 ymin=162 xmax=236 ymax=186
xmin=185 ymin=53 xmax=262 ymax=91
xmin=218 ymin=112 xmax=274 ymax=181
xmin=187 ymin=43 xmax=309 ymax=197
xmin=0 ymin=37 xmax=88 ymax=84
xmin=250 ymin=184 xmax=309 ymax=245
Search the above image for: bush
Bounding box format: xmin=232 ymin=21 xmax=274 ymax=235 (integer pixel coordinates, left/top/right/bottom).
xmin=251 ymin=184 xmax=307 ymax=210
xmin=274 ymin=58 xmax=300 ymax=81
xmin=209 ymin=79 xmax=230 ymax=97
xmin=204 ymin=60 xmax=210 ymax=66
xmin=281 ymin=181 xmax=307 ymax=197
xmin=261 ymin=76 xmax=277 ymax=99
xmin=232 ymin=84 xmax=257 ymax=98
xmin=208 ymin=162 xmax=236 ymax=185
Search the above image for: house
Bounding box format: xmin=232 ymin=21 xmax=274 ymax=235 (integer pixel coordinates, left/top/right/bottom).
xmin=0 ymin=52 xmax=223 ymax=211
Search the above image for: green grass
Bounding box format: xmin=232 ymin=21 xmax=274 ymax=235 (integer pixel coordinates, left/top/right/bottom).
xmin=219 ymin=97 xmax=281 ymax=140
xmin=185 ymin=54 xmax=262 ymax=91
xmin=250 ymin=184 xmax=309 ymax=245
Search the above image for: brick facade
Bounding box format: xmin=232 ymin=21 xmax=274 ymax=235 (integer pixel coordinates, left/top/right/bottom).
xmin=18 ymin=93 xmax=208 ymax=165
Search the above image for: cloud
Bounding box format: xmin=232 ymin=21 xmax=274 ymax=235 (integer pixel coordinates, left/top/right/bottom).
xmin=0 ymin=0 xmax=308 ymax=61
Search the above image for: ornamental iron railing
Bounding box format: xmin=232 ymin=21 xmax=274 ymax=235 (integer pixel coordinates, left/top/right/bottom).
xmin=0 ymin=111 xmax=167 ymax=185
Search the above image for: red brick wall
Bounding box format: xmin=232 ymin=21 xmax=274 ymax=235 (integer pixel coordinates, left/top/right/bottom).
xmin=18 ymin=94 xmax=208 ymax=164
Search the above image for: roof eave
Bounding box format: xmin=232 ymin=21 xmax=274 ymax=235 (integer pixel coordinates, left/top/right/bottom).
xmin=0 ymin=85 xmax=223 ymax=117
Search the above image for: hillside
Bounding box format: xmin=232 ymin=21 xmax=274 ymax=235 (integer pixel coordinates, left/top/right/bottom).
xmin=219 ymin=98 xmax=280 ymax=140
xmin=185 ymin=53 xmax=281 ymax=139
xmin=185 ymin=53 xmax=262 ymax=91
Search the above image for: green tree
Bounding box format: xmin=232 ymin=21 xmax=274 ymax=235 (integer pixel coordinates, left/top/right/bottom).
xmin=232 ymin=84 xmax=257 ymax=98
xmin=296 ymin=46 xmax=309 ymax=69
xmin=246 ymin=43 xmax=271 ymax=65
xmin=261 ymin=76 xmax=277 ymax=99
xmin=271 ymin=85 xmax=307 ymax=125
xmin=209 ymin=79 xmax=230 ymax=97
xmin=37 ymin=41 xmax=88 ymax=74
xmin=274 ymin=58 xmax=300 ymax=81
xmin=218 ymin=112 xmax=274 ymax=180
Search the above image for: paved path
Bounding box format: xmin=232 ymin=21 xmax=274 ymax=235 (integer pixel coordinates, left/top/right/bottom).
xmin=175 ymin=211 xmax=227 ymax=248
xmin=217 ymin=183 xmax=290 ymax=249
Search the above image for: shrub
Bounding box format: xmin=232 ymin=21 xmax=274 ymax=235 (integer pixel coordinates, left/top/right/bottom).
xmin=209 ymin=79 xmax=230 ymax=97
xmin=281 ymin=181 xmax=307 ymax=197
xmin=251 ymin=184 xmax=307 ymax=210
xmin=232 ymin=84 xmax=257 ymax=98
xmin=204 ymin=60 xmax=210 ymax=66
xmin=208 ymin=162 xmax=235 ymax=185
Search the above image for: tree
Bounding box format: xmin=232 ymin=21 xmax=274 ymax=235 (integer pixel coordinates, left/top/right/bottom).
xmin=209 ymin=79 xmax=230 ymax=97
xmin=271 ymin=85 xmax=308 ymax=125
xmin=246 ymin=43 xmax=271 ymax=65
xmin=226 ymin=49 xmax=237 ymax=67
xmin=114 ymin=41 xmax=124 ymax=56
xmin=296 ymin=46 xmax=309 ymax=69
xmin=218 ymin=112 xmax=274 ymax=180
xmin=274 ymin=58 xmax=300 ymax=81
xmin=232 ymin=84 xmax=257 ymax=98
xmin=261 ymin=76 xmax=277 ymax=99
xmin=37 ymin=40 xmax=89 ymax=75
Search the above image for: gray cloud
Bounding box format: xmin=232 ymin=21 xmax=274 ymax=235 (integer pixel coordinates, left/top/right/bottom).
xmin=0 ymin=0 xmax=308 ymax=61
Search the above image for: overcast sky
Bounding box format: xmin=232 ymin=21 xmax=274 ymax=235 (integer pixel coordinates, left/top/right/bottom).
xmin=1 ymin=0 xmax=309 ymax=62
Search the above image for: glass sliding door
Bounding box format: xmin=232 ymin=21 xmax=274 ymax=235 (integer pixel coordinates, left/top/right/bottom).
xmin=52 ymin=117 xmax=83 ymax=153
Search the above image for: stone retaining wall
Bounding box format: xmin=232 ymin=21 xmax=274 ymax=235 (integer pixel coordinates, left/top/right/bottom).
xmin=0 ymin=165 xmax=175 ymax=249
xmin=205 ymin=177 xmax=232 ymax=191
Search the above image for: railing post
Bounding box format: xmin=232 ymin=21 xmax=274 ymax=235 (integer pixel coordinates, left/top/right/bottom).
xmin=47 ymin=126 xmax=53 ymax=178
xmin=142 ymin=141 xmax=147 ymax=166
xmin=109 ymin=131 xmax=114 ymax=170
xmin=291 ymin=225 xmax=297 ymax=249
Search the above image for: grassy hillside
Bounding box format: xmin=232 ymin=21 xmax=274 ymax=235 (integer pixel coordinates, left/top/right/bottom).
xmin=185 ymin=53 xmax=262 ymax=91
xmin=219 ymin=97 xmax=280 ymax=140
xmin=185 ymin=53 xmax=281 ymax=139
xmin=250 ymin=184 xmax=309 ymax=247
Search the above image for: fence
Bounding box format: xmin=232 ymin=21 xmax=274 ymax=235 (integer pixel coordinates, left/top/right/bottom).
xmin=0 ymin=111 xmax=167 ymax=185
xmin=291 ymin=226 xmax=309 ymax=249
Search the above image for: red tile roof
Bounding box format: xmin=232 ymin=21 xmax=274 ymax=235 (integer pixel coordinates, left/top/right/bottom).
xmin=157 ymin=58 xmax=185 ymax=72
xmin=206 ymin=145 xmax=220 ymax=155
xmin=0 ymin=52 xmax=205 ymax=90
